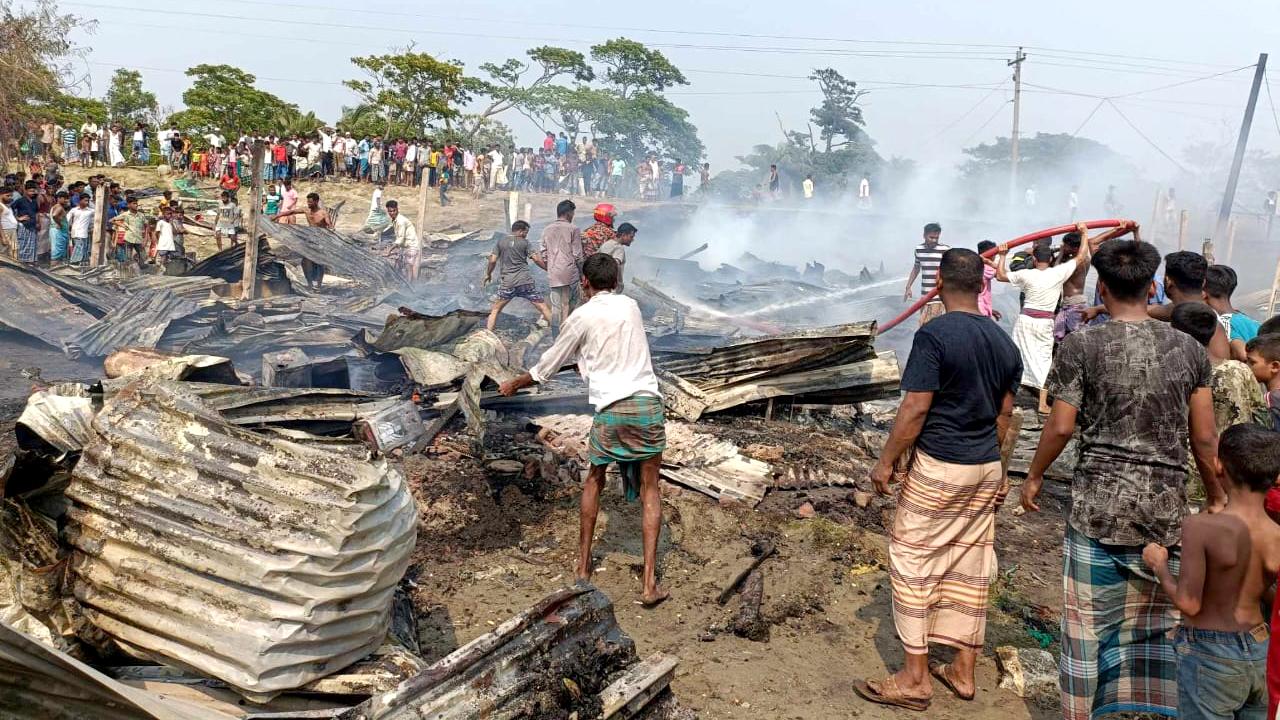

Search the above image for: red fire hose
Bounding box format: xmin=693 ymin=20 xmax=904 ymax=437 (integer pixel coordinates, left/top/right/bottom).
xmin=878 ymin=219 xmax=1134 ymax=333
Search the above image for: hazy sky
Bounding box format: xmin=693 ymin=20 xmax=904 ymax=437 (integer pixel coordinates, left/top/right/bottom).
xmin=61 ymin=0 xmax=1280 ymax=181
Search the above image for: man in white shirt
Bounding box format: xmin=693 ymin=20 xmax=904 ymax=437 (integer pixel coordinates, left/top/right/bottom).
xmin=500 ymin=253 xmax=669 ymax=607
xmin=385 ymin=200 xmax=420 ymax=283
xmin=318 ymin=127 xmax=335 ymax=176
xmin=66 ymin=193 xmax=95 ymax=265
xmin=995 ymin=227 xmax=1092 ymax=413
xmin=802 ymin=174 xmax=815 ymax=200
xmin=0 ymin=186 xmax=18 ymax=260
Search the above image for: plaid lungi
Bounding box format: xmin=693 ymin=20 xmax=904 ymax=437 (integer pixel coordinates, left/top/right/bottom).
xmin=1061 ymin=524 xmax=1180 ymax=720
xmin=16 ymin=225 xmax=37 ymax=263
xmin=588 ymin=394 xmax=666 ymax=466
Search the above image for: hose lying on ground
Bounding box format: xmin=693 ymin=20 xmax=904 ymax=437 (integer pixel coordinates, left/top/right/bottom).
xmin=878 ymin=219 xmax=1135 ymax=334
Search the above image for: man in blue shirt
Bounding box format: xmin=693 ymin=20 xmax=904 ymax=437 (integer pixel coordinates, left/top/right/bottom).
xmin=10 ymin=182 xmax=40 ymax=264
xmin=1205 ymin=264 xmax=1261 ymax=361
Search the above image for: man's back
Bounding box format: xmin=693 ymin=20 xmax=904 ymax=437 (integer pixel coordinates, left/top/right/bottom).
xmin=495 ymin=235 xmax=533 ymax=288
xmin=1009 ymin=263 xmax=1076 ymax=311
xmin=540 ymin=219 xmax=581 ymax=288
xmin=900 ymin=311 xmax=1021 ymax=464
xmin=1048 ymin=319 xmax=1211 ymax=546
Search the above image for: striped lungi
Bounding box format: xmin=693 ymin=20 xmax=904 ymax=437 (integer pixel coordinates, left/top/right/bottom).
xmin=889 ymin=448 xmax=1001 ymax=654
xmin=16 ymin=225 xmax=37 ymax=263
xmin=1061 ymin=525 xmax=1180 ymax=720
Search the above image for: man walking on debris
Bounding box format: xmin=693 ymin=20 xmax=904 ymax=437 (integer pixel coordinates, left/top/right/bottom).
xmin=386 ymin=200 xmax=420 ymax=285
xmin=995 ymin=222 xmax=1094 ymax=415
xmin=1021 ymin=239 xmax=1221 ymax=720
xmin=903 ymin=222 xmax=949 ymax=326
xmin=857 ymin=248 xmax=1021 ymax=712
xmin=499 ymin=254 xmax=669 ymax=607
xmin=272 ymin=192 xmax=331 ymax=290
xmin=483 ymin=219 xmax=552 ymax=331
xmin=541 ymin=199 xmax=584 ymax=333
xmin=597 ymin=222 xmax=636 ymax=292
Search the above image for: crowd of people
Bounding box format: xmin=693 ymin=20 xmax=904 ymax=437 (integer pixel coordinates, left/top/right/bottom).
xmin=861 ymin=221 xmax=1280 ymax=719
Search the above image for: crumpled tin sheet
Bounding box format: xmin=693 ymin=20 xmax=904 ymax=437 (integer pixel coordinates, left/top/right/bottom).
xmin=65 ymin=380 xmax=418 ymax=694
xmin=0 ymin=620 xmax=237 ymax=720
xmin=260 ymin=218 xmax=407 ymax=292
xmin=16 ymin=383 xmax=95 ymax=454
xmin=63 ymin=289 xmax=201 ymax=360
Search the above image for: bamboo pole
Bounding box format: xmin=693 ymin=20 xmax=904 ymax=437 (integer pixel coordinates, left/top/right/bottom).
xmin=1178 ymin=209 xmax=1189 ymax=251
xmin=89 ymin=185 xmax=108 ymax=266
xmin=1225 ymin=217 xmax=1239 ymax=265
xmin=1267 ymin=253 xmax=1280 ymax=318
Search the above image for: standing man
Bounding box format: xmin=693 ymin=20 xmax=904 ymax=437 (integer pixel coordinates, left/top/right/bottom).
xmin=903 ymin=223 xmax=950 ymax=326
xmin=11 ymin=182 xmax=40 ymax=264
xmin=271 ymin=192 xmax=331 ymax=290
xmin=995 ymin=223 xmax=1094 ymax=415
xmin=386 ymin=199 xmax=420 ymax=284
xmin=1021 ymin=239 xmax=1221 ymax=720
xmin=66 ymin=192 xmax=94 ymax=265
xmin=597 ymin=222 xmax=636 ymax=292
xmin=1204 ymin=264 xmax=1261 ymax=361
xmin=582 ymin=203 xmax=616 ymax=256
xmin=540 ymin=199 xmax=583 ymax=332
xmin=0 ymin=186 xmax=17 ymax=259
xmin=1068 ymin=185 xmax=1080 ymax=219
xmin=483 ymin=220 xmax=551 ymax=331
xmin=802 ymin=174 xmax=814 ymax=200
xmin=855 ymin=249 xmax=1022 ymax=712
xmin=113 ymin=194 xmax=148 ymax=264
xmin=858 ymin=176 xmax=871 ymax=209
xmin=1054 ymin=231 xmax=1093 ymax=342
xmin=499 ymin=254 xmax=669 ymax=606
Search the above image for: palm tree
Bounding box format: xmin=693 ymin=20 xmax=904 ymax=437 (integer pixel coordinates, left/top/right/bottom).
xmin=274 ymin=108 xmax=323 ymax=137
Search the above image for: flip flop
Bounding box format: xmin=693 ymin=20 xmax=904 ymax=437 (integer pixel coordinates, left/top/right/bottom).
xmin=929 ymin=662 xmax=975 ymax=701
xmin=852 ymin=677 xmax=930 ymax=712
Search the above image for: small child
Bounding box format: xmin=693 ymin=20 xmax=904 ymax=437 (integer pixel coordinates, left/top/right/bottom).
xmin=1143 ymin=423 xmax=1280 ymax=720
xmin=1247 ymin=333 xmax=1280 ymax=432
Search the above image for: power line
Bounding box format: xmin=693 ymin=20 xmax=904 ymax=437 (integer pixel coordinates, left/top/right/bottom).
xmin=1105 ymin=99 xmax=1190 ymax=173
xmin=1265 ymin=69 xmax=1280 ymax=141
xmin=920 ymin=81 xmax=1008 ymax=146
xmin=959 ymin=100 xmax=1011 ymax=145
xmin=1107 ymin=64 xmax=1257 ymax=98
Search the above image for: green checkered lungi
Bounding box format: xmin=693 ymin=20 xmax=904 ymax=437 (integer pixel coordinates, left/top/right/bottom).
xmin=588 ymin=394 xmax=666 ymax=502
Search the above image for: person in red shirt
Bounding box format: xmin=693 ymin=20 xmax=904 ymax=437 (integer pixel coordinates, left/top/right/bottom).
xmin=542 ymin=131 xmax=555 ymax=152
xmin=272 ymin=141 xmax=288 ymax=180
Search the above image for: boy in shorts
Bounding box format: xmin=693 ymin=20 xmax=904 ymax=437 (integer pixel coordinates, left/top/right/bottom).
xmin=1143 ymin=423 xmax=1280 ymax=720
xmin=483 ymin=220 xmax=551 ymax=331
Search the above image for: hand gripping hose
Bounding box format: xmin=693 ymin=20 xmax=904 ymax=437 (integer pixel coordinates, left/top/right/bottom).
xmin=878 ymin=219 xmax=1134 ymax=334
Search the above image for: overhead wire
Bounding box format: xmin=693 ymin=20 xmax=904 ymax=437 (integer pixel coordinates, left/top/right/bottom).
xmin=919 ymin=80 xmax=1009 ymax=145
xmin=1265 ymin=69 xmax=1280 ymax=141
xmin=1105 ymin=100 xmax=1190 ymax=173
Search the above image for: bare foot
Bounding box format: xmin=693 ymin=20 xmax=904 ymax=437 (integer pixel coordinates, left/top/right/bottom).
xmin=641 ymin=586 xmax=670 ymax=607
xmin=575 ymin=563 xmax=592 ymax=583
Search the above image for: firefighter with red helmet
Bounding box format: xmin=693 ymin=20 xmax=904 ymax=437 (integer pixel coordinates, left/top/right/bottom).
xmin=582 ymin=202 xmax=617 ymax=256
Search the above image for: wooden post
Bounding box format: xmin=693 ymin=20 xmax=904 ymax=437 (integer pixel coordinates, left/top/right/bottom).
xmin=415 ymin=165 xmax=431 ymax=238
xmin=1225 ymin=217 xmax=1239 ymax=265
xmin=1202 ymin=239 xmax=1216 ymax=264
xmin=240 ymin=139 xmax=264 ymax=301
xmin=1177 ymin=210 xmax=1190 ymax=251
xmin=1150 ymin=188 xmax=1163 ymax=244
xmin=89 ymin=185 xmax=109 ymax=266
xmin=523 ymin=202 xmax=532 ymax=223
xmin=1267 ymin=254 xmax=1280 ymax=317
xmin=506 ymin=190 xmax=519 ymax=229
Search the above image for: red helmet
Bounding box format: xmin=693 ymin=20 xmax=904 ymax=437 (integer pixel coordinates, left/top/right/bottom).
xmin=593 ymin=203 xmax=616 ymax=226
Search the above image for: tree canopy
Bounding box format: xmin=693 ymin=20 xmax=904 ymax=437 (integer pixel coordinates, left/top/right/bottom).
xmin=344 ymin=49 xmax=467 ymax=138
xmin=0 ymin=0 xmax=92 ymax=157
xmin=167 ymin=64 xmax=295 ymax=136
xmin=105 ymin=68 xmax=157 ymax=124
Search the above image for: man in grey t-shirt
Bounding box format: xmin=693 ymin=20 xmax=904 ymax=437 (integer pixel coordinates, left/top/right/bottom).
xmin=484 ymin=220 xmax=552 ymax=331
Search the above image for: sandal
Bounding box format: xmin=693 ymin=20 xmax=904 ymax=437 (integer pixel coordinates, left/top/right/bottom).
xmin=852 ymin=677 xmax=931 ymax=712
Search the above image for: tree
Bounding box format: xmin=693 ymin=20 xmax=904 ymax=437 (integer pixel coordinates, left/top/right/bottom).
xmin=105 ymin=68 xmax=157 ymax=124
xmin=274 ymin=107 xmax=323 ymax=137
xmin=168 ymin=64 xmax=295 ymax=136
xmin=0 ymin=0 xmax=93 ymax=158
xmin=49 ymin=92 xmax=107 ymax=127
xmin=344 ymin=49 xmax=467 ymax=138
xmin=958 ymin=132 xmax=1142 ymax=214
xmin=590 ymin=38 xmax=688 ymax=99
xmin=460 ymin=45 xmax=593 ymax=140
xmin=807 ymin=68 xmax=868 ymax=156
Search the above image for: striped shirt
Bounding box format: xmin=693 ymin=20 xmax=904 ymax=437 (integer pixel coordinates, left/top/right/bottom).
xmin=61 ymin=127 xmax=77 ymax=145
xmin=914 ymin=242 xmax=950 ymax=294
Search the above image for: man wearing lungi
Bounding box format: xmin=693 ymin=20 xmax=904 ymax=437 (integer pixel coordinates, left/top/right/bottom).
xmin=10 ymin=181 xmax=41 ymax=264
xmin=1021 ymin=239 xmax=1222 ymax=720
xmin=857 ymin=248 xmax=1022 ymax=711
xmin=996 ymin=224 xmax=1092 ymax=415
xmin=500 ymin=253 xmax=669 ymax=607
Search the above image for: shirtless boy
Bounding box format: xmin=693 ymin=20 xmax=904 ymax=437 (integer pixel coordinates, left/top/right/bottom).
xmin=1142 ymin=423 xmax=1280 ymax=720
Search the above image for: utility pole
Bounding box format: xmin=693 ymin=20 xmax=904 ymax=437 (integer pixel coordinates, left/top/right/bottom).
xmin=1215 ymin=53 xmax=1268 ymax=242
xmin=240 ymin=138 xmax=264 ymax=301
xmin=1008 ymin=47 xmax=1026 ymax=209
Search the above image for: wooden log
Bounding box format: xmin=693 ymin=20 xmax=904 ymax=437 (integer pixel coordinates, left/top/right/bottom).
xmin=1268 ymin=251 xmax=1280 ymax=317
xmin=1178 ymin=209 xmax=1190 ymax=251
xmin=717 ymin=542 xmax=776 ymax=605
xmin=600 ymin=652 xmax=679 ymax=720
xmin=730 ymin=570 xmax=769 ymax=641
xmin=240 ymin=139 xmax=264 ymax=300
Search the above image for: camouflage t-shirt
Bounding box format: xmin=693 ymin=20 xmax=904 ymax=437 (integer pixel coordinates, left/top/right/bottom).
xmin=1210 ymin=359 xmax=1268 ymax=432
xmin=1046 ymin=319 xmax=1211 ymax=547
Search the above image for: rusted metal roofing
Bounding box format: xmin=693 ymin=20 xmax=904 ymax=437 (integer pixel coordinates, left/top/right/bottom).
xmin=0 ymin=620 xmax=238 ymax=720
xmin=63 ymin=289 xmax=201 ymax=359
xmin=66 ymin=380 xmax=418 ymax=694
xmin=261 ymin=219 xmax=408 ymax=291
xmin=15 ymin=384 xmax=95 ymax=454
xmin=0 ymin=262 xmax=99 ymax=349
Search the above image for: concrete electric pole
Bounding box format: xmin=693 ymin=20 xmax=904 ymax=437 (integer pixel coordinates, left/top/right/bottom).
xmin=1215 ymin=53 xmax=1268 ymax=242
xmin=1008 ymin=47 xmax=1027 ymax=209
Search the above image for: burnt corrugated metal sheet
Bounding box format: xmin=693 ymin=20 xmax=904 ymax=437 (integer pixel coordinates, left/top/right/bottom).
xmin=64 ymin=289 xmax=201 ymax=360
xmin=15 ymin=384 xmax=95 ymax=454
xmin=0 ymin=620 xmax=238 ymax=720
xmin=652 ymin=321 xmax=879 ymax=385
xmin=0 ymin=263 xmax=99 ymax=350
xmin=261 ymin=219 xmax=407 ymax=291
xmin=66 ymin=381 xmax=418 ymax=694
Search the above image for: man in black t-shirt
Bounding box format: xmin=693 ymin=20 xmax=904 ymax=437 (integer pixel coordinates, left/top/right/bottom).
xmin=855 ymin=248 xmax=1021 ymax=712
